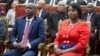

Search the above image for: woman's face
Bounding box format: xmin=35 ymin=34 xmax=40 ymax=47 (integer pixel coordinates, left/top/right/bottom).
xmin=67 ymin=6 xmax=79 ymax=20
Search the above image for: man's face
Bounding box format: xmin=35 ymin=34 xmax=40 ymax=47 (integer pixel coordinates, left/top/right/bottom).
xmin=58 ymin=3 xmax=66 ymax=12
xmin=87 ymin=5 xmax=94 ymax=13
xmin=25 ymin=5 xmax=35 ymax=16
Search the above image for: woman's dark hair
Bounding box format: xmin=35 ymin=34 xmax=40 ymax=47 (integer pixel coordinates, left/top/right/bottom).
xmin=66 ymin=3 xmax=82 ymax=19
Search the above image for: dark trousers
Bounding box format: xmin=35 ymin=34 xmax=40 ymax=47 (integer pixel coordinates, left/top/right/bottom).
xmin=89 ymin=33 xmax=96 ymax=55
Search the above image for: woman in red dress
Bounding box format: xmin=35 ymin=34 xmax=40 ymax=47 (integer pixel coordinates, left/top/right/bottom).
xmin=51 ymin=3 xmax=90 ymax=56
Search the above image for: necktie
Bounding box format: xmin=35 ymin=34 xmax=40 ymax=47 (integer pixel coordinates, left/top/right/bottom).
xmin=86 ymin=14 xmax=91 ymax=22
xmin=22 ymin=20 xmax=30 ymax=45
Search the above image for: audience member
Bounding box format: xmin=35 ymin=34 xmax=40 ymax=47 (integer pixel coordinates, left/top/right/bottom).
xmin=47 ymin=1 xmax=67 ymax=42
xmin=2 ymin=3 xmax=45 ymax=56
xmin=37 ymin=0 xmax=49 ymax=20
xmin=51 ymin=3 xmax=90 ymax=56
xmin=6 ymin=1 xmax=18 ymax=26
xmin=82 ymin=2 xmax=99 ymax=55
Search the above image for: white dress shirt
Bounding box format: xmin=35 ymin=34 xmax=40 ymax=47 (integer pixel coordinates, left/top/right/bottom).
xmin=6 ymin=9 xmax=15 ymax=25
xmin=39 ymin=9 xmax=43 ymax=17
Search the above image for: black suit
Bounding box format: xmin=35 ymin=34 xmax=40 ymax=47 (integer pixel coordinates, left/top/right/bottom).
xmin=47 ymin=12 xmax=67 ymax=42
xmin=39 ymin=9 xmax=49 ymax=20
xmin=82 ymin=11 xmax=99 ymax=55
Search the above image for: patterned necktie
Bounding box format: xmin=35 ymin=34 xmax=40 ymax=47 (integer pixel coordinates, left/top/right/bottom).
xmin=22 ymin=20 xmax=30 ymax=45
xmin=86 ymin=14 xmax=91 ymax=22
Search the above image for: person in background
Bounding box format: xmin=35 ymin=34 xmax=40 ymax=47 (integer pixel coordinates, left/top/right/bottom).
xmin=2 ymin=3 xmax=45 ymax=56
xmin=0 ymin=7 xmax=7 ymax=40
xmin=51 ymin=3 xmax=90 ymax=56
xmin=6 ymin=0 xmax=18 ymax=26
xmin=0 ymin=7 xmax=7 ymax=53
xmin=47 ymin=1 xmax=67 ymax=42
xmin=82 ymin=3 xmax=99 ymax=55
xmin=36 ymin=0 xmax=49 ymax=20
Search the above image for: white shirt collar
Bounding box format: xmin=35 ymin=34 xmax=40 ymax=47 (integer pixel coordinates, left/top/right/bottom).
xmin=26 ymin=16 xmax=34 ymax=22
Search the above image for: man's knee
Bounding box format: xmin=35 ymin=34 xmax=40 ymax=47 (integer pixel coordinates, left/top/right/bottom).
xmin=22 ymin=50 xmax=36 ymax=56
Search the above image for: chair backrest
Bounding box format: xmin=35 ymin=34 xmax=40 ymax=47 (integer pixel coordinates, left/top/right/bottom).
xmin=15 ymin=4 xmax=26 ymax=19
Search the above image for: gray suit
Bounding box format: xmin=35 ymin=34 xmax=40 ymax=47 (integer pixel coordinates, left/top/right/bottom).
xmin=0 ymin=16 xmax=6 ymax=40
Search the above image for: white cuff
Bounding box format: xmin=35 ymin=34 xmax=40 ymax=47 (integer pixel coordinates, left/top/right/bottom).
xmin=13 ymin=42 xmax=17 ymax=46
xmin=27 ymin=43 xmax=31 ymax=49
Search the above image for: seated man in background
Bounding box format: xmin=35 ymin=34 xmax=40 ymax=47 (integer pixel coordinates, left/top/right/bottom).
xmin=2 ymin=3 xmax=45 ymax=56
xmin=82 ymin=2 xmax=99 ymax=55
xmin=37 ymin=0 xmax=49 ymax=20
xmin=47 ymin=1 xmax=67 ymax=42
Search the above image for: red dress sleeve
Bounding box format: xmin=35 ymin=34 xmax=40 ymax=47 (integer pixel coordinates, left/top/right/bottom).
xmin=54 ymin=20 xmax=67 ymax=45
xmin=75 ymin=23 xmax=90 ymax=52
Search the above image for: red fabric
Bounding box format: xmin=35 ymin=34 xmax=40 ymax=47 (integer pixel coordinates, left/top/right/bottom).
xmin=15 ymin=5 xmax=25 ymax=19
xmin=52 ymin=21 xmax=90 ymax=56
xmin=0 ymin=45 xmax=4 ymax=51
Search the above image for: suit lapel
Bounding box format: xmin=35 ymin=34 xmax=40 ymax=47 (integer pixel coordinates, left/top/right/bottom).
xmin=29 ymin=16 xmax=36 ymax=33
xmin=22 ymin=17 xmax=26 ymax=35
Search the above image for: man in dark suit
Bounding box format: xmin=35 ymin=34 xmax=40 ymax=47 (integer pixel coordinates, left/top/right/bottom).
xmin=37 ymin=0 xmax=49 ymax=20
xmin=47 ymin=1 xmax=67 ymax=42
xmin=2 ymin=3 xmax=45 ymax=56
xmin=82 ymin=3 xmax=99 ymax=55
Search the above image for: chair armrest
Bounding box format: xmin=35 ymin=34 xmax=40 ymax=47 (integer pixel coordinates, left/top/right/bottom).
xmin=0 ymin=40 xmax=3 ymax=44
xmin=86 ymin=44 xmax=90 ymax=56
xmin=38 ymin=43 xmax=45 ymax=49
xmin=46 ymin=43 xmax=54 ymax=50
xmin=38 ymin=43 xmax=45 ymax=56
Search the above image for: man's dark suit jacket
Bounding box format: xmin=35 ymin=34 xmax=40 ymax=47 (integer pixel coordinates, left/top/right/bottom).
xmin=47 ymin=12 xmax=67 ymax=41
xmin=82 ymin=11 xmax=98 ymax=33
xmin=95 ymin=13 xmax=100 ymax=29
xmin=9 ymin=16 xmax=45 ymax=51
xmin=40 ymin=9 xmax=49 ymax=20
